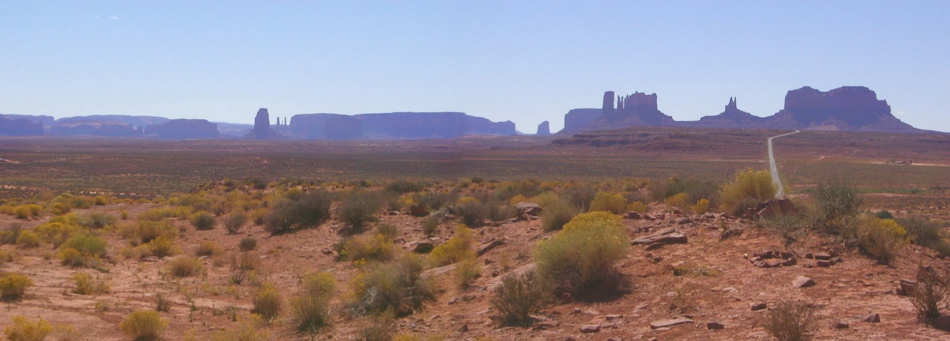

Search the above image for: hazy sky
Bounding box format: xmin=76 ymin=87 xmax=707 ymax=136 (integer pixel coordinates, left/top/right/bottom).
xmin=2 ymin=1 xmax=948 ymax=132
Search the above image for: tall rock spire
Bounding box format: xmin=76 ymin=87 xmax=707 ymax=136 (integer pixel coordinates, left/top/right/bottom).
xmin=602 ymin=91 xmax=615 ymax=112
xmin=252 ymin=108 xmax=272 ymax=139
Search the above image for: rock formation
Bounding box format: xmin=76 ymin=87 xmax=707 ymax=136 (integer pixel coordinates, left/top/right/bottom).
xmin=0 ymin=115 xmax=45 ymax=136
xmin=561 ymin=91 xmax=673 ymax=133
xmin=766 ymin=86 xmax=916 ymax=132
xmin=287 ymin=112 xmax=516 ymax=140
xmin=690 ymin=97 xmax=766 ymax=128
xmin=147 ymin=119 xmax=219 ymax=139
xmin=252 ymin=108 xmax=273 ymax=139
xmin=536 ymin=121 xmax=551 ymax=136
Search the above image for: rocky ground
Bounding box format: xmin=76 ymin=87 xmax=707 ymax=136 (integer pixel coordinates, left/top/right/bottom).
xmin=1 ymin=201 xmax=948 ymax=340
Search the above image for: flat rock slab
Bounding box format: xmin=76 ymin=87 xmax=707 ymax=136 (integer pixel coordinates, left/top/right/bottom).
xmin=650 ymin=318 xmax=693 ymax=329
xmin=632 ymin=228 xmax=687 ymax=249
xmin=793 ymin=275 xmax=816 ymax=288
xmin=476 ymin=238 xmax=505 ymax=256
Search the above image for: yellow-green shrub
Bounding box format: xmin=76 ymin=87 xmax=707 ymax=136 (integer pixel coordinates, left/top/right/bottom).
xmin=719 ymin=169 xmax=775 ymax=214
xmin=692 ymin=198 xmax=710 ymax=214
xmin=541 ymin=199 xmax=577 ymax=232
xmin=535 ymin=212 xmax=628 ymax=300
xmin=589 ymin=192 xmax=626 ymax=214
xmin=190 ymin=211 xmax=215 ymax=230
xmin=120 ymin=310 xmax=166 ymax=341
xmin=664 ymin=192 xmax=690 ymax=210
xmin=856 ymin=217 xmax=907 ymax=264
xmin=0 ymin=273 xmax=32 ymax=300
xmin=252 ymin=284 xmax=283 ymax=322
xmin=72 ymin=272 xmax=110 ymax=295
xmin=339 ymin=234 xmax=395 ymax=263
xmin=292 ymin=272 xmax=335 ymax=334
xmin=34 ymin=222 xmax=80 ymax=247
xmin=454 ymin=258 xmax=481 ymax=289
xmin=428 ymin=226 xmax=475 ymax=266
xmin=3 ymin=316 xmax=51 ymax=341
xmin=15 ymin=230 xmax=40 ymax=248
xmin=350 ymin=254 xmax=433 ymax=316
xmin=626 ymin=201 xmax=648 ymax=213
xmin=168 ymin=256 xmax=204 ymax=277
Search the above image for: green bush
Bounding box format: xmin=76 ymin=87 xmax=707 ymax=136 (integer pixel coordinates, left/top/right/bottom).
xmin=719 ymin=169 xmax=775 ymax=215
xmin=763 ymin=301 xmax=815 ymax=341
xmin=225 ymin=212 xmax=248 ymax=234
xmin=252 ymin=284 xmax=283 ymax=322
xmin=0 ymin=273 xmax=32 ymax=300
xmin=292 ymin=272 xmax=335 ymax=335
xmin=145 ymin=235 xmax=177 ymax=258
xmin=491 ymin=271 xmax=547 ymax=327
xmin=428 ymin=226 xmax=475 ymax=266
xmin=813 ymin=180 xmax=862 ymax=233
xmin=191 ymin=211 xmax=216 ymax=230
xmin=589 ymin=192 xmax=626 ymax=214
xmin=73 ymin=272 xmax=110 ymax=295
xmin=61 ymin=233 xmax=107 ymax=258
xmin=339 ymin=191 xmax=383 ymax=234
xmin=0 ymin=224 xmax=22 ymax=245
xmin=34 ymin=221 xmax=79 ymax=247
xmin=649 ymin=176 xmax=719 ymax=205
xmin=210 ymin=315 xmax=269 ymax=341
xmin=339 ymin=234 xmax=395 ymax=263
xmin=4 ymin=316 xmax=52 ymax=341
xmin=564 ymin=183 xmax=596 ymax=211
xmin=855 ymin=217 xmax=906 ymax=265
xmin=455 ymin=197 xmax=488 ymax=228
xmin=454 ymin=258 xmax=481 ymax=289
xmin=535 ymin=212 xmax=628 ymax=300
xmin=541 ymin=199 xmax=577 ymax=232
xmin=900 ymin=216 xmax=950 ymax=257
xmin=120 ymin=310 xmax=166 ymax=341
xmin=265 ymin=191 xmax=332 ymax=235
xmin=910 ymin=266 xmax=948 ymax=324
xmin=168 ymin=256 xmax=204 ymax=277
xmin=350 ymin=254 xmax=434 ymax=316
xmin=421 ymin=216 xmax=439 ymax=235
xmin=15 ymin=230 xmax=40 ymax=248
xmin=78 ymin=213 xmax=116 ymax=229
xmin=239 ymin=238 xmax=257 ymax=252
xmin=385 ymin=181 xmax=424 ymax=194
xmin=376 ymin=223 xmax=398 ymax=240
xmin=133 ymin=221 xmax=177 ymax=244
xmin=195 ymin=241 xmax=218 ymax=257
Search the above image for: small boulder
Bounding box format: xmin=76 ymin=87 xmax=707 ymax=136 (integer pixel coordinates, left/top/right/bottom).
xmin=707 ymin=322 xmax=725 ymax=330
xmin=793 ymin=276 xmax=816 ymax=288
xmin=833 ymin=320 xmax=849 ymax=329
xmin=625 ymin=212 xmax=642 ymax=219
xmin=412 ymin=242 xmax=434 ymax=254
xmin=579 ymin=324 xmax=601 ymax=333
xmin=897 ymin=279 xmax=917 ymax=296
xmin=751 ymin=302 xmax=767 ymax=311
xmin=476 ymin=238 xmax=505 ymax=256
xmin=649 ymin=318 xmax=693 ymax=329
xmin=863 ymin=313 xmax=880 ymax=323
xmin=516 ymin=202 xmax=542 ymax=217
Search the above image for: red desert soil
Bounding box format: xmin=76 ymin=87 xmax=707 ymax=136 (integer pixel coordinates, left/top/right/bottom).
xmin=1 ymin=201 xmax=947 ymax=340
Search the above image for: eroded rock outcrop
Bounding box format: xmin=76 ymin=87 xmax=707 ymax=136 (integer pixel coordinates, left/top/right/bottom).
xmin=692 ymin=97 xmax=767 ymax=128
xmin=0 ymin=115 xmax=46 ymax=136
xmin=536 ymin=121 xmax=551 ymax=136
xmin=287 ymin=112 xmax=516 ymax=140
xmin=147 ymin=119 xmax=219 ymax=139
xmin=561 ymin=91 xmax=674 ymax=133
xmin=252 ymin=108 xmax=274 ymax=139
xmin=767 ymin=86 xmax=916 ymax=132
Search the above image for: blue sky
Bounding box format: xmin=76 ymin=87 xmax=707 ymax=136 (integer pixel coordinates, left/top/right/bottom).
xmin=1 ymin=1 xmax=948 ymax=132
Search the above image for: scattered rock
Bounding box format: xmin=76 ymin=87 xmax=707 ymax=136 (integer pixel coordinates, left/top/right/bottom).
xmin=605 ymin=314 xmax=622 ymax=321
xmin=516 ymin=202 xmax=542 ymax=218
xmin=751 ymin=302 xmax=767 ymax=311
xmin=476 ymin=238 xmax=505 ymax=256
xmin=707 ymin=321 xmax=725 ymax=330
xmin=631 ymin=228 xmax=687 ymax=249
xmin=748 ymin=250 xmax=796 ymax=268
xmin=812 ymin=252 xmax=833 ymax=260
xmin=411 ymin=242 xmax=434 ymax=254
xmin=579 ymin=324 xmax=601 ymax=333
xmin=932 ymin=315 xmax=950 ymax=331
xmin=793 ymin=276 xmax=816 ymax=288
xmin=625 ymin=212 xmax=642 ymax=219
xmin=897 ymin=279 xmax=917 ymax=296
xmin=458 ymin=324 xmax=468 ymax=332
xmin=834 ymin=320 xmax=849 ymax=329
xmin=863 ymin=313 xmax=880 ymax=323
xmin=719 ymin=228 xmax=743 ymax=241
xmin=650 ymin=318 xmax=693 ymax=329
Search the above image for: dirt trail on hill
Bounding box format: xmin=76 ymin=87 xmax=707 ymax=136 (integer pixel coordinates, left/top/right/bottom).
xmin=768 ymin=130 xmax=800 ymax=198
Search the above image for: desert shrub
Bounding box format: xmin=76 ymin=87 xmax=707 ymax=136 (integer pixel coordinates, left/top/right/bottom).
xmin=487 ymin=203 xmax=518 ymax=222
xmin=663 ymin=192 xmax=690 ymax=210
xmin=239 ymin=238 xmax=257 ymax=252
xmin=649 ymin=176 xmax=719 ymax=204
xmin=15 ymin=230 xmax=40 ymax=248
xmin=0 ymin=249 xmax=13 ymax=264
xmin=339 ymin=191 xmax=383 ymax=234
xmin=350 ymin=254 xmax=434 ymax=316
xmin=0 ymin=273 xmax=31 ymax=300
xmin=875 ymin=210 xmax=894 ymax=219
xmin=72 ymin=272 xmax=109 ymax=295
xmin=154 ymin=294 xmax=171 ymax=312
xmin=493 ymin=180 xmax=541 ymax=202
xmin=719 ymin=169 xmax=775 ymax=214
xmin=58 ymin=248 xmax=84 ymax=267
xmin=210 ymin=315 xmax=269 ymax=341
xmin=541 ymin=199 xmax=577 ymax=232
xmin=225 ymin=212 xmax=248 ymax=234
xmin=454 ymin=258 xmax=481 ymax=289
xmin=535 ymin=212 xmax=628 ymax=300
xmin=168 ymin=256 xmax=203 ymax=277
xmin=33 ymin=222 xmax=79 ymax=247
xmin=529 ymin=191 xmax=561 ymax=209
xmin=133 ymin=221 xmax=176 ymax=244
xmin=428 ymin=226 xmax=475 ymax=266
xmin=360 ymin=314 xmax=395 ymax=341
xmin=264 ymin=191 xmax=332 ymax=235
xmin=139 ymin=206 xmax=187 ymax=221
xmin=911 ymin=266 xmax=949 ymax=324
xmin=855 ymin=217 xmax=906 ymax=265
xmin=564 ymin=184 xmax=596 ymax=211
xmin=763 ymin=301 xmax=815 ymax=341
xmin=292 ymin=272 xmax=335 ymax=335
xmin=252 ymin=284 xmax=283 ymax=322
xmin=191 ymin=211 xmax=216 ymax=230
xmin=339 ymin=234 xmax=395 ymax=263
xmin=421 ymin=216 xmax=440 ymax=235
xmin=376 ymin=223 xmax=398 ymax=240
xmin=4 ymin=316 xmax=52 ymax=341
xmin=195 ymin=241 xmax=218 ymax=257
xmin=813 ymin=180 xmax=862 ymax=233
xmin=385 ymin=181 xmax=424 ymax=194
xmin=0 ymin=224 xmax=22 ymax=245
xmin=900 ymin=216 xmax=950 ymax=257
xmin=145 ymin=235 xmax=177 ymax=258
xmin=455 ymin=197 xmax=488 ymax=228
xmin=589 ymin=192 xmax=626 ymax=214
xmin=120 ymin=310 xmax=166 ymax=341
xmin=60 ymin=233 xmax=107 ymax=258
xmin=626 ymin=201 xmax=647 ymax=213
xmin=692 ymin=198 xmax=710 ymax=214
xmin=77 ymin=212 xmax=116 ymax=229
xmin=492 ymin=271 xmax=546 ymax=327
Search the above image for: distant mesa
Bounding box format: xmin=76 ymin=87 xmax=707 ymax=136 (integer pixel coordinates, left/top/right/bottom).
xmin=561 ymin=86 xmax=920 ymax=134
xmin=285 ymin=112 xmax=516 ymax=140
xmin=536 ymin=121 xmax=551 ymax=136
xmin=147 ymin=119 xmax=220 ymax=139
xmin=0 ymin=114 xmax=46 ymax=136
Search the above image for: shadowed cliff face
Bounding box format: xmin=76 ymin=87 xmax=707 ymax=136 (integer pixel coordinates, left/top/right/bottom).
xmin=147 ymin=119 xmax=219 ymax=139
xmin=562 ymin=91 xmax=674 ymax=133
xmin=287 ymin=112 xmax=516 ymax=140
xmin=536 ymin=121 xmax=551 ymax=136
xmin=0 ymin=115 xmax=45 ymax=136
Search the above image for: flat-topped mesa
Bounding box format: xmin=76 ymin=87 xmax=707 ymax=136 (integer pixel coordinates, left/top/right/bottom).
xmin=602 ymin=91 xmax=615 ymax=113
xmin=769 ymin=86 xmax=916 ymax=132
